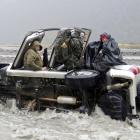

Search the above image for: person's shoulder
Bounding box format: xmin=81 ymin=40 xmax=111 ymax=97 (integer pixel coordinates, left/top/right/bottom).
xmin=27 ymin=48 xmax=35 ymax=53
xmin=25 ymin=49 xmax=36 ymax=56
xmin=87 ymin=41 xmax=100 ymax=48
xmin=110 ymin=38 xmax=118 ymax=44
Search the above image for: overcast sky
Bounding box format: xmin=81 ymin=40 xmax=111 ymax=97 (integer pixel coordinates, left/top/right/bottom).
xmin=0 ymin=0 xmax=140 ymax=44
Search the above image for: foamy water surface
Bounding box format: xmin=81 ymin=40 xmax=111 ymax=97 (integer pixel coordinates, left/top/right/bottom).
xmin=0 ymin=99 xmax=140 ymax=140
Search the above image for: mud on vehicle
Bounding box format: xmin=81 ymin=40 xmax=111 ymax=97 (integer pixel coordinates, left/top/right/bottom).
xmin=0 ymin=27 xmax=140 ymax=121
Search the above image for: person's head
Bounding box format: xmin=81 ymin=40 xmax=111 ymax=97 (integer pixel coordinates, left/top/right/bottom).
xmin=31 ymin=40 xmax=42 ymax=51
xmin=71 ymin=29 xmax=76 ymax=37
xmin=70 ymin=29 xmax=81 ymax=38
xmin=100 ymin=33 xmax=109 ymax=42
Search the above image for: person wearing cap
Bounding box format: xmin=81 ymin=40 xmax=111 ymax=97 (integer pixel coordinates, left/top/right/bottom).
xmin=24 ymin=40 xmax=43 ymax=71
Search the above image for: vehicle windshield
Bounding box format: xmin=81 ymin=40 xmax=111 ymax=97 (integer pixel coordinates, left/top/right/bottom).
xmin=11 ymin=28 xmax=91 ymax=70
xmin=40 ymin=30 xmax=59 ymax=57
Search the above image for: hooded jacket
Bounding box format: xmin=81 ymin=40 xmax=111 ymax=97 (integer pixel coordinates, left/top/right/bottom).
xmin=85 ymin=36 xmax=125 ymax=73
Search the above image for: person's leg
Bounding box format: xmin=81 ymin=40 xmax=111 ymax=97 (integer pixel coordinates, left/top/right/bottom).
xmin=79 ymin=89 xmax=96 ymax=115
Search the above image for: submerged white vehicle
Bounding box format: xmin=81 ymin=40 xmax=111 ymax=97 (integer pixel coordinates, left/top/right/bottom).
xmin=0 ymin=27 xmax=140 ymax=121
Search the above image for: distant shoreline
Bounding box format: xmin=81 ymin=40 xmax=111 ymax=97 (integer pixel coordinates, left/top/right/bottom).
xmin=0 ymin=44 xmax=140 ymax=49
xmin=119 ymin=44 xmax=140 ymax=48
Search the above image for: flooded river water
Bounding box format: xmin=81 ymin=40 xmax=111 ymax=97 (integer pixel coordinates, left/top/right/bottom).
xmin=0 ymin=46 xmax=140 ymax=140
xmin=0 ymin=99 xmax=140 ymax=140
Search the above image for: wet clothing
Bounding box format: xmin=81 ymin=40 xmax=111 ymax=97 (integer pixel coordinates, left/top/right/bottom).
xmin=24 ymin=48 xmax=43 ymax=71
xmin=54 ymin=37 xmax=83 ymax=70
xmin=85 ymin=36 xmax=125 ymax=73
xmin=84 ymin=41 xmax=101 ymax=68
xmin=83 ymin=36 xmax=125 ymax=114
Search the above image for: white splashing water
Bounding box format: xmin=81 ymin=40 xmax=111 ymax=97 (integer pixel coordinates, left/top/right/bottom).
xmin=0 ymin=99 xmax=140 ymax=140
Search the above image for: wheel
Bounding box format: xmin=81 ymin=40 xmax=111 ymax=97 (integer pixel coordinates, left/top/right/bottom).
xmin=136 ymin=83 xmax=140 ymax=109
xmin=98 ymin=92 xmax=128 ymax=121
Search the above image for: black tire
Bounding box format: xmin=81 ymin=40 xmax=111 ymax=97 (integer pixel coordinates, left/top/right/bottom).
xmin=98 ymin=92 xmax=128 ymax=121
xmin=65 ymin=69 xmax=100 ymax=89
xmin=136 ymin=83 xmax=140 ymax=109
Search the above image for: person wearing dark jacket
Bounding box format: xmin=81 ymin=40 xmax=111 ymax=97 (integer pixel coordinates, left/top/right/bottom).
xmin=81 ymin=33 xmax=125 ymax=114
xmin=85 ymin=33 xmax=125 ymax=73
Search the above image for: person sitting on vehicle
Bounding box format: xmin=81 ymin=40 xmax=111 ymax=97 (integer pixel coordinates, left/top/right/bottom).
xmin=23 ymin=40 xmax=43 ymax=71
xmin=85 ymin=33 xmax=125 ymax=73
xmin=54 ymin=29 xmax=83 ymax=70
xmin=80 ymin=33 xmax=125 ymax=115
